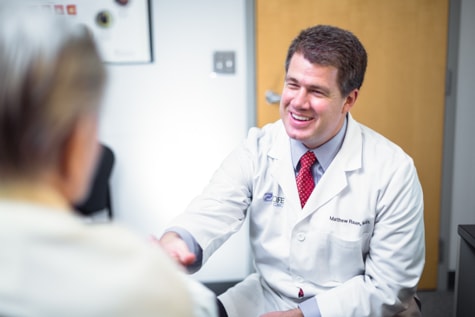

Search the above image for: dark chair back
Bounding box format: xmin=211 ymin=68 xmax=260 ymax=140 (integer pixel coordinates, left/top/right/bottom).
xmin=75 ymin=144 xmax=115 ymax=219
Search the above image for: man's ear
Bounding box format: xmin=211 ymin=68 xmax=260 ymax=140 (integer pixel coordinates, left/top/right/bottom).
xmin=58 ymin=115 xmax=100 ymax=206
xmin=342 ymin=89 xmax=359 ymax=113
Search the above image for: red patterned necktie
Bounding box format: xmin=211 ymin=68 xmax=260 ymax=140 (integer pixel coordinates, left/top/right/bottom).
xmin=296 ymin=151 xmax=316 ymax=208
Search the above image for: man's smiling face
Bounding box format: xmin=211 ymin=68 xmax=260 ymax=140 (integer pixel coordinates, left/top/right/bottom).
xmin=280 ymin=52 xmax=357 ymax=149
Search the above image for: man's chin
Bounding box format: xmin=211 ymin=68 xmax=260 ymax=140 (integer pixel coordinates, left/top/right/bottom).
xmin=286 ymin=127 xmax=308 ymax=140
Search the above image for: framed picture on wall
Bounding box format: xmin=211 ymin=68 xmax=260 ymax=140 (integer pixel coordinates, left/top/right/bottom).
xmin=28 ymin=0 xmax=153 ymax=64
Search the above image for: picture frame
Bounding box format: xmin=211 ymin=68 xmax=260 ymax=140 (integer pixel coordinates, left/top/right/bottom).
xmin=29 ymin=0 xmax=153 ymax=64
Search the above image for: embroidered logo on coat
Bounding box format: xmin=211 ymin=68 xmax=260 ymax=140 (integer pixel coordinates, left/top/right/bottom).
xmin=263 ymin=193 xmax=273 ymax=202
xmin=263 ymin=192 xmax=285 ymax=207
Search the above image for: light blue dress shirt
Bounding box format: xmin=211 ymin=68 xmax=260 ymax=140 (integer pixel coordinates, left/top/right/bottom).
xmin=291 ymin=117 xmax=348 ymax=185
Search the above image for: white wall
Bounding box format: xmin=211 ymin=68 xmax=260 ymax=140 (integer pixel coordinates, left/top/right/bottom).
xmin=98 ymin=0 xmax=252 ymax=282
xmin=448 ymin=0 xmax=475 ymax=270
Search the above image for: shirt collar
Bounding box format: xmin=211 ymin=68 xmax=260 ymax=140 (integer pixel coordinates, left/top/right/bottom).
xmin=291 ymin=116 xmax=348 ymax=172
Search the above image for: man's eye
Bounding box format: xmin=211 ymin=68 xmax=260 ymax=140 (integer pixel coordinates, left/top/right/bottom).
xmin=311 ymin=90 xmax=325 ymax=96
xmin=286 ymin=82 xmax=299 ymax=89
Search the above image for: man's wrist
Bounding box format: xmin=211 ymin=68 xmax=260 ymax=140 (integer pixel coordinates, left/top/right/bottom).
xmin=164 ymin=227 xmax=203 ymax=273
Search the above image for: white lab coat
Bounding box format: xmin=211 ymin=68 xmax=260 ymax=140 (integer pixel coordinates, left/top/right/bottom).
xmin=173 ymin=114 xmax=425 ymax=317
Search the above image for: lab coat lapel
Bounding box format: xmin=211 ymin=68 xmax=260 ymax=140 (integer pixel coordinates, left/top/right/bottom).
xmin=267 ymin=122 xmax=301 ymax=211
xmin=302 ymin=114 xmax=363 ymax=215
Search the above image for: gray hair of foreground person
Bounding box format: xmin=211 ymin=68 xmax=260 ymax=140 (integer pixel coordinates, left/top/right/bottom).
xmin=0 ymin=4 xmax=106 ymax=184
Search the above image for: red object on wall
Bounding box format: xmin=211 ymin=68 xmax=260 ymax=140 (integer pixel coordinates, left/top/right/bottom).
xmin=66 ymin=5 xmax=77 ymax=15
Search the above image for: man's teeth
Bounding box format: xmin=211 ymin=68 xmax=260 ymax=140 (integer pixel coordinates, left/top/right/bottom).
xmin=292 ymin=113 xmax=311 ymax=121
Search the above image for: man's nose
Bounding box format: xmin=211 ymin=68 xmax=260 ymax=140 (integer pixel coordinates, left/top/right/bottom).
xmin=292 ymin=88 xmax=309 ymax=108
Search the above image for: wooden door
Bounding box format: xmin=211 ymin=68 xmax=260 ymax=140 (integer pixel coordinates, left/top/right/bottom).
xmin=256 ymin=0 xmax=449 ymax=290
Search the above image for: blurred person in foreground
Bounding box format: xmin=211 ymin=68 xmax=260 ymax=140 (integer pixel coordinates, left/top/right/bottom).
xmin=159 ymin=24 xmax=424 ymax=317
xmin=0 ymin=3 xmax=217 ymax=317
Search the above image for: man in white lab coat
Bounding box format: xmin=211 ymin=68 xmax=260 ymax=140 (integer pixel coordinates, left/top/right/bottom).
xmin=160 ymin=25 xmax=424 ymax=317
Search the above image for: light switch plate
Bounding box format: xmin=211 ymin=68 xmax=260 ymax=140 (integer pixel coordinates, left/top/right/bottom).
xmin=213 ymin=51 xmax=235 ymax=74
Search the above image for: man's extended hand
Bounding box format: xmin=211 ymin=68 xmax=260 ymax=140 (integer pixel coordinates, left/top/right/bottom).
xmin=155 ymin=232 xmax=196 ymax=267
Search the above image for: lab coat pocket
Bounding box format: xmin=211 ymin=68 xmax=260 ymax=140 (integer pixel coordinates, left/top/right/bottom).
xmin=308 ymin=231 xmax=368 ymax=285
